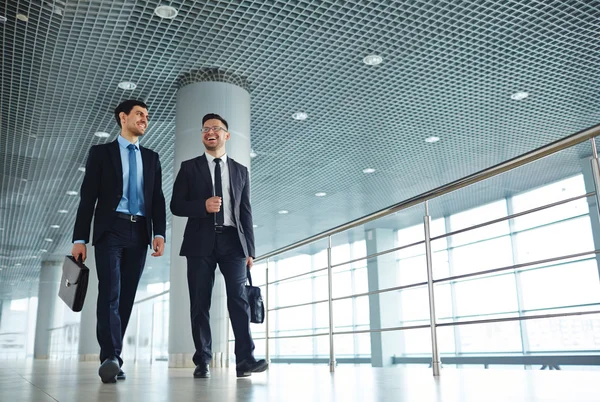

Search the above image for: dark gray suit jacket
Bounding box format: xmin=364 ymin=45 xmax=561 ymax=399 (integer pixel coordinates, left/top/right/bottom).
xmin=170 ymin=154 xmax=256 ymax=258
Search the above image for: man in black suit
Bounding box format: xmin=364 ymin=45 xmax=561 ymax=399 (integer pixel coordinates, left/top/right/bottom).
xmin=71 ymin=99 xmax=166 ymax=383
xmin=171 ymin=113 xmax=267 ymax=378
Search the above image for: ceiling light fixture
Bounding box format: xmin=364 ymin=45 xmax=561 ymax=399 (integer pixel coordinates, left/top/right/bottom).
xmin=58 ymin=209 xmax=68 ymax=214
xmin=315 ymin=192 xmax=327 ymax=197
xmin=94 ymin=132 xmax=110 ymax=138
xmin=511 ymin=91 xmax=529 ymax=100
xmin=425 ymin=136 xmax=440 ymax=143
xmin=40 ymin=249 xmax=48 ymax=252
xmin=44 ymin=238 xmax=53 ymax=242
xmin=362 ymin=168 xmax=376 ymax=174
xmin=50 ymin=225 xmax=60 ymax=229
xmin=16 ymin=14 xmax=28 ymax=22
xmin=118 ymin=81 xmax=137 ymax=90
xmin=66 ymin=190 xmax=78 ymax=196
xmin=78 ymin=167 xmax=86 ymax=172
xmin=253 ymin=224 xmax=258 ymax=228
xmin=278 ymin=210 xmax=289 ymax=214
xmin=363 ymin=54 xmax=383 ymax=65
xmin=15 ymin=263 xmax=22 ymax=267
xmin=292 ymin=112 xmax=308 ymax=121
xmin=154 ymin=5 xmax=178 ymax=19
xmin=249 ymin=149 xmax=257 ymax=158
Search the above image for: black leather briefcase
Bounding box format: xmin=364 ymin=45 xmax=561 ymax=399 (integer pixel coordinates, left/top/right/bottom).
xmin=245 ymin=267 xmax=264 ymax=324
xmin=58 ymin=255 xmax=90 ymax=312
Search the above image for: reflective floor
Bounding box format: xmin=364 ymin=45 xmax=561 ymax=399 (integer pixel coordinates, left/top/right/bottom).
xmin=0 ymin=359 xmax=597 ymax=402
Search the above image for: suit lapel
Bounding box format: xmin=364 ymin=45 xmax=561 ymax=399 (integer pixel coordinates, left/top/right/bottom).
xmin=197 ymin=154 xmax=213 ymax=191
xmin=227 ymin=157 xmax=243 ymax=203
xmin=140 ymin=146 xmax=152 ymax=201
xmin=109 ymin=140 xmax=123 ymax=189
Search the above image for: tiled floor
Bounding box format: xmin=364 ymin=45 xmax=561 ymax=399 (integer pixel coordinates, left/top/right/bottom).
xmin=0 ymin=359 xmax=597 ymax=402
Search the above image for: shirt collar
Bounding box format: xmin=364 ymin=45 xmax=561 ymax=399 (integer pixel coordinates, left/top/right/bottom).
xmin=205 ymin=152 xmax=227 ymax=164
xmin=118 ymin=135 xmax=140 ymax=150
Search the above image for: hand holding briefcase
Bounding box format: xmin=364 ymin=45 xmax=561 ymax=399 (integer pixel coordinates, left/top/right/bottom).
xmin=246 ymin=266 xmax=264 ymax=324
xmin=58 ymin=255 xmax=90 ymax=312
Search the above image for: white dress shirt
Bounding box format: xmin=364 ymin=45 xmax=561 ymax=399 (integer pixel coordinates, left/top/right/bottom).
xmin=205 ymin=152 xmax=236 ymax=227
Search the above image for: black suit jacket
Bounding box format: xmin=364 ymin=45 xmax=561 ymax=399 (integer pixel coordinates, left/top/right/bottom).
xmin=72 ymin=140 xmax=167 ymax=246
xmin=170 ymin=154 xmax=255 ymax=258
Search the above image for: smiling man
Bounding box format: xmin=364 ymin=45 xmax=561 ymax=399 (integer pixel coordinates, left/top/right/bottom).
xmin=71 ymin=99 xmax=166 ymax=383
xmin=170 ymin=113 xmax=267 ymax=379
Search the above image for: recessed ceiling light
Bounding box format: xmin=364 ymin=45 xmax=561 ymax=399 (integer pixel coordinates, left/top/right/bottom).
xmin=15 ymin=263 xmax=22 ymax=267
xmin=154 ymin=5 xmax=178 ymax=19
xmin=78 ymin=167 xmax=86 ymax=172
xmin=0 ymin=16 xmax=7 ymax=24
xmin=118 ymin=81 xmax=137 ymax=90
xmin=511 ymin=91 xmax=529 ymax=100
xmin=292 ymin=112 xmax=308 ymax=121
xmin=44 ymin=238 xmax=53 ymax=242
xmin=16 ymin=14 xmax=28 ymax=22
xmin=278 ymin=210 xmax=289 ymax=214
xmin=363 ymin=54 xmax=383 ymax=65
xmin=249 ymin=149 xmax=257 ymax=158
xmin=315 ymin=192 xmax=327 ymax=197
xmin=425 ymin=136 xmax=440 ymax=143
xmin=94 ymin=132 xmax=110 ymax=138
xmin=40 ymin=249 xmax=48 ymax=252
xmin=252 ymin=224 xmax=258 ymax=228
xmin=50 ymin=225 xmax=60 ymax=229
xmin=66 ymin=190 xmax=78 ymax=196
xmin=58 ymin=209 xmax=68 ymax=214
xmin=362 ymin=168 xmax=376 ymax=174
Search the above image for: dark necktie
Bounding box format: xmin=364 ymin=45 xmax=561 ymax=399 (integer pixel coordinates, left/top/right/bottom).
xmin=127 ymin=144 xmax=139 ymax=215
xmin=214 ymin=158 xmax=224 ymax=225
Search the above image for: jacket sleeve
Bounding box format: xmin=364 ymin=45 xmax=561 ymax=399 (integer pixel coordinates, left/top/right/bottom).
xmin=72 ymin=146 xmax=101 ymax=243
xmin=151 ymin=153 xmax=167 ymax=240
xmin=170 ymin=161 xmax=210 ymax=218
xmin=240 ymin=167 xmax=256 ymax=258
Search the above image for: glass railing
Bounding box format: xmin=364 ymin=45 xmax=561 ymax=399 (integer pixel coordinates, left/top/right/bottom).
xmin=252 ymin=124 xmax=600 ymax=375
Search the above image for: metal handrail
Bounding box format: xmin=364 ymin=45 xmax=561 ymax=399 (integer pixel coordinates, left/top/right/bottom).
xmin=255 ymin=123 xmax=600 ymax=262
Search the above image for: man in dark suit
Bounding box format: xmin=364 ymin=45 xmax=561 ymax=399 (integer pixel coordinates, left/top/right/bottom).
xmin=71 ymin=99 xmax=166 ymax=383
xmin=171 ymin=113 xmax=267 ymax=378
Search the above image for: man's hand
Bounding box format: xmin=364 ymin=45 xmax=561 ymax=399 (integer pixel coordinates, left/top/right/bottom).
xmin=71 ymin=243 xmax=87 ymax=263
xmin=206 ymin=196 xmax=222 ymax=213
xmin=246 ymin=256 xmax=254 ymax=269
xmin=152 ymin=237 xmax=165 ymax=257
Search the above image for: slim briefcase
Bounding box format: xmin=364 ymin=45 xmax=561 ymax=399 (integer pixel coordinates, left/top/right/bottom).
xmin=58 ymin=255 xmax=90 ymax=312
xmin=245 ymin=267 xmax=264 ymax=324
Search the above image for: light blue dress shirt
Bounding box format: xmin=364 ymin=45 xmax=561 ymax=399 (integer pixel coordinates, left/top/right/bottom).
xmin=116 ymin=135 xmax=145 ymax=216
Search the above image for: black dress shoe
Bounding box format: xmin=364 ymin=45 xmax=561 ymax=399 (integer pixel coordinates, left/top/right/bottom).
xmin=236 ymin=358 xmax=268 ymax=378
xmin=99 ymin=357 xmax=120 ymax=383
xmin=193 ymin=364 xmax=210 ymax=378
xmin=117 ymin=369 xmax=126 ymax=380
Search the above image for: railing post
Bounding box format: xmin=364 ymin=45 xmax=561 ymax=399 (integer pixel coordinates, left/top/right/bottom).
xmin=265 ymin=258 xmax=270 ymax=363
xmin=424 ymin=201 xmax=441 ymax=376
xmin=327 ymin=235 xmax=336 ymax=372
xmin=150 ymin=302 xmax=155 ymax=365
xmin=589 ymin=138 xmax=600 ymax=219
xmin=134 ymin=308 xmax=140 ymax=363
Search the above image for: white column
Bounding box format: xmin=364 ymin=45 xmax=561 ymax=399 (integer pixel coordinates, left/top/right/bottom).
xmin=169 ymin=72 xmax=251 ymax=368
xmin=34 ymin=259 xmax=62 ymax=359
xmin=78 ymin=245 xmax=100 ymax=361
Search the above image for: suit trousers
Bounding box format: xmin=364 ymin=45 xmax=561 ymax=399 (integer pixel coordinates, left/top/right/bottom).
xmin=187 ymin=227 xmax=255 ymax=366
xmin=94 ymin=218 xmax=148 ymax=366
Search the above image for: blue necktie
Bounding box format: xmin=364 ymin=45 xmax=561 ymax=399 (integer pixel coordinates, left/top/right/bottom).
xmin=127 ymin=144 xmax=139 ymax=215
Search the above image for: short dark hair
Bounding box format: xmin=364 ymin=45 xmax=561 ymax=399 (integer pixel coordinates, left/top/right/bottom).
xmin=202 ymin=113 xmax=228 ymax=130
xmin=114 ymin=99 xmax=148 ymax=127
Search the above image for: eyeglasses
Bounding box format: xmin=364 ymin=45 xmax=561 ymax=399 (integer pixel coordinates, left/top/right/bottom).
xmin=202 ymin=126 xmax=227 ymax=133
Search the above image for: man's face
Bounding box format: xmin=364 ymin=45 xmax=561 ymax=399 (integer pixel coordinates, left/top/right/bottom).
xmin=202 ymin=118 xmax=230 ymax=151
xmin=121 ymin=105 xmax=149 ymax=136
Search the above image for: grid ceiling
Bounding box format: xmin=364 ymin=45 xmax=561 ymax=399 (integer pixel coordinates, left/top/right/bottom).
xmin=1 ymin=0 xmax=599 ymax=299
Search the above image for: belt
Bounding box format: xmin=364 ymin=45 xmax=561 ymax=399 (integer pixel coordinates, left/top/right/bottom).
xmin=215 ymin=225 xmax=235 ymax=233
xmin=116 ymin=212 xmax=145 ymax=223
